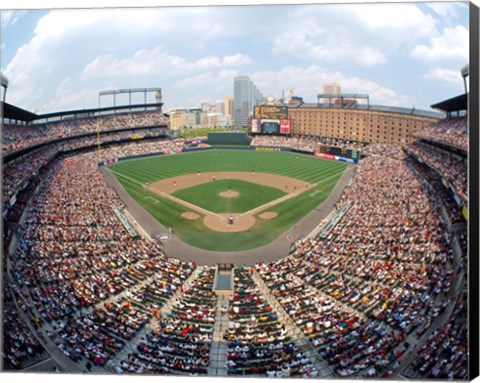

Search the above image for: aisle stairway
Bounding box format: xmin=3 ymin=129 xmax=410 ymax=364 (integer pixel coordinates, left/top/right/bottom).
xmin=251 ymin=271 xmax=334 ymax=378
xmin=207 ymin=292 xmax=232 ymax=376
xmin=110 ymin=268 xmax=202 ymax=367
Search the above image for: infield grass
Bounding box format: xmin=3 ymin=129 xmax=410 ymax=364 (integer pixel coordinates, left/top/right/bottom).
xmin=110 ymin=150 xmax=347 ymax=251
xmin=172 ymin=179 xmax=286 ymax=213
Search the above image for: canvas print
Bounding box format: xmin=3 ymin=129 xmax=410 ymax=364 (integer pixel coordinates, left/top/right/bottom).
xmin=1 ymin=0 xmax=476 ymax=381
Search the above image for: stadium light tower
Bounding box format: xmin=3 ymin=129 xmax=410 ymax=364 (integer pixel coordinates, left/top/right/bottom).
xmin=461 ymin=64 xmax=469 ymax=94
xmin=0 ymin=72 xmax=8 ymax=102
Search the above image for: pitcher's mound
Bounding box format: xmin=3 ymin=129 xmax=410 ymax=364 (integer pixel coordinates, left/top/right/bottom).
xmin=219 ymin=190 xmax=239 ymax=198
xmin=259 ymin=211 xmax=278 ymax=220
xmin=204 ymin=214 xmax=255 ymax=232
xmin=181 ymin=212 xmax=200 ymax=220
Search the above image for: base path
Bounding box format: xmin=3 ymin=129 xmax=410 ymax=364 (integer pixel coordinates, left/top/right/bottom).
xmin=101 ymin=165 xmax=356 ymax=266
xmin=148 ymin=171 xmax=310 ymax=194
xmin=147 ymin=171 xmax=315 ymax=233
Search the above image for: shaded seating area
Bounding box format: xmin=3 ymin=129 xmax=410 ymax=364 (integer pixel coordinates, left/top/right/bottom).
xmin=224 ymin=267 xmax=311 ymax=377
xmin=118 ymin=267 xmax=217 ymax=375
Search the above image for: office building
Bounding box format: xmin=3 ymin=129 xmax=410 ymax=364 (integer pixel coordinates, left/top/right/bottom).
xmin=323 ymin=82 xmax=341 ymax=103
xmin=215 ymin=100 xmax=225 ymax=115
xmin=224 ymin=96 xmax=234 ymax=118
xmin=233 ymin=76 xmax=263 ymax=127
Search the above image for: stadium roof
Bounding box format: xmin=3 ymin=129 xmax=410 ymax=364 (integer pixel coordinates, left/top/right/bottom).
xmin=430 ymin=93 xmax=468 ymax=113
xmin=290 ymin=102 xmax=445 ymax=119
xmin=2 ymin=101 xmax=38 ymax=122
xmin=2 ymin=102 xmax=164 ymax=124
xmin=37 ymin=103 xmax=163 ymax=120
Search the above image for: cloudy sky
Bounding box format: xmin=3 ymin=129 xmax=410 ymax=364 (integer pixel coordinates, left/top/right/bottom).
xmin=0 ymin=0 xmax=470 ymax=114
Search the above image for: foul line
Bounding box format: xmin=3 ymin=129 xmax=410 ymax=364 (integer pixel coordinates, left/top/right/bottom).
xmin=112 ymin=170 xmax=224 ymax=218
xmin=146 ymin=196 xmax=159 ymax=205
xmin=238 ymin=183 xmax=317 ymax=218
xmin=111 ymin=168 xmax=347 ymax=223
xmin=238 ymin=169 xmax=347 ymax=218
xmin=110 ymin=170 xmax=146 ymax=187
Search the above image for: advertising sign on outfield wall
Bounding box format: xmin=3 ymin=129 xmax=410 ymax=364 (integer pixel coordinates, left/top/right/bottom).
xmin=315 ymin=152 xmax=356 ymax=164
xmin=314 ymin=152 xmax=335 ymax=160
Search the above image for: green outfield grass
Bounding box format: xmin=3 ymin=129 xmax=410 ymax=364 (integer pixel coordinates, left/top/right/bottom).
xmin=172 ymin=179 xmax=286 ymax=213
xmin=109 ymin=149 xmax=347 ymax=251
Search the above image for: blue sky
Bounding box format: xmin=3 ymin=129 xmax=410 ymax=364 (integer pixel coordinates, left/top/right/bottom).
xmin=0 ymin=0 xmax=470 ymax=114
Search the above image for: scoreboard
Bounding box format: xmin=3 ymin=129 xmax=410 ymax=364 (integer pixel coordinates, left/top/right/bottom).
xmin=253 ymin=105 xmax=288 ymax=120
xmin=251 ymin=106 xmax=291 ymax=135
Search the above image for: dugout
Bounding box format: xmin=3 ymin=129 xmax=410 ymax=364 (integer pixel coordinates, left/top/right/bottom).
xmin=207 ymin=132 xmax=251 ymax=145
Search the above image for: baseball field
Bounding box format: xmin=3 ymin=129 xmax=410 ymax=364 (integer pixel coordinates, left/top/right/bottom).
xmin=109 ymin=149 xmax=347 ymax=251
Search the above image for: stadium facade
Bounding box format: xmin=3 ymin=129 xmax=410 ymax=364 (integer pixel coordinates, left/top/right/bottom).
xmin=287 ymin=103 xmax=442 ymax=145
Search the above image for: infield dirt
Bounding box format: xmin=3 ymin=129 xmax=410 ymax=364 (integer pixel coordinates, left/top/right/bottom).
xmin=147 ymin=172 xmax=315 ymax=233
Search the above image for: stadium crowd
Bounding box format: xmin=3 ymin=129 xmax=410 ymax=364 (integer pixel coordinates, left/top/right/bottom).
xmin=224 ymin=267 xmax=315 ymax=377
xmin=251 ymin=135 xmax=320 ymax=152
xmin=255 ymin=144 xmax=459 ymax=377
xmin=119 ymin=267 xmax=217 ymax=375
xmin=250 ymin=135 xmax=363 ymax=152
xmin=2 ymin=114 xmax=468 ymax=380
xmin=2 ymin=137 xmax=183 ymax=211
xmin=411 ymin=293 xmax=468 ymax=380
xmin=10 ymin=153 xmax=186 ymax=308
xmin=98 ymin=138 xmax=185 ymax=162
xmin=3 ymin=146 xmax=58 ymax=204
xmin=412 ymin=117 xmax=467 ymax=151
xmin=2 ymin=111 xmax=168 ymax=154
xmin=2 ymin=284 xmax=48 ymax=370
xmin=405 ymin=141 xmax=467 ymax=204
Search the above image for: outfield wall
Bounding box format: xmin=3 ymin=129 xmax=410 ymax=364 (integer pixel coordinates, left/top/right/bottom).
xmin=102 ymin=144 xmax=358 ymax=166
xmin=207 ymin=132 xmax=251 ymax=145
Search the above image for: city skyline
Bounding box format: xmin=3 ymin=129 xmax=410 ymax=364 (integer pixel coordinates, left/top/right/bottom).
xmin=1 ymin=0 xmax=470 ymax=114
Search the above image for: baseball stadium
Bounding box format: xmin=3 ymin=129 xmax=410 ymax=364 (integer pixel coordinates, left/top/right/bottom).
xmin=1 ymin=7 xmax=477 ymax=383
xmin=2 ymin=77 xmax=474 ymax=379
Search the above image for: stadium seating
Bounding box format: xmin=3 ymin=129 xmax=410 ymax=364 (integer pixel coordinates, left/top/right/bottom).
xmin=412 ymin=116 xmax=467 ymax=151
xmin=2 ymin=112 xmax=468 ymax=379
xmin=2 ymin=111 xmax=168 ymax=154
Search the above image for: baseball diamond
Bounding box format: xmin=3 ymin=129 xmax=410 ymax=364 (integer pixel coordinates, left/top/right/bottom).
xmin=109 ymin=149 xmax=348 ymax=251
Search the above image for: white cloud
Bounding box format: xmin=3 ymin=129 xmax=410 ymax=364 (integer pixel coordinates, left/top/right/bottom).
xmin=273 ymin=32 xmax=387 ymax=67
xmin=424 ymin=67 xmax=463 ymax=84
xmin=81 ymin=46 xmax=188 ymax=81
xmin=347 ymin=3 xmax=436 ymax=33
xmin=2 ymin=3 xmax=469 ymax=112
xmin=271 ymin=3 xmax=437 ymax=66
xmin=194 ymin=54 xmax=252 ymax=68
xmin=411 ymin=25 xmax=469 ymax=62
xmin=1 ymin=10 xmax=27 ymax=27
xmin=427 ymin=2 xmax=469 ymax=19
xmin=44 ymin=88 xmax=100 ymax=111
xmin=82 ymin=46 xmax=250 ymax=83
xmin=174 ymin=72 xmax=215 ymax=89
xmin=250 ymin=65 xmax=413 ymax=107
xmin=2 ymin=7 xmax=241 ymax=109
xmin=220 ymin=54 xmax=252 ymax=67
xmin=173 ymin=69 xmax=239 ymax=91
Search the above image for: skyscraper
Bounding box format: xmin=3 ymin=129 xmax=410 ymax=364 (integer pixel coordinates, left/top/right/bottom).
xmin=215 ymin=100 xmax=225 ymax=115
xmin=224 ymin=96 xmax=234 ymax=118
xmin=323 ymin=82 xmax=341 ymax=103
xmin=233 ymin=76 xmax=262 ymax=127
